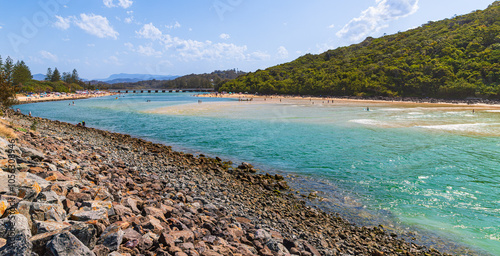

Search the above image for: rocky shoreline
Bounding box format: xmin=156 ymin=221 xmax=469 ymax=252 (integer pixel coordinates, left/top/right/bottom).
xmin=0 ymin=110 xmax=452 ymax=256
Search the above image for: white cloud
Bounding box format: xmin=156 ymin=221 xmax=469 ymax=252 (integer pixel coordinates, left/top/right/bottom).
xmin=124 ymin=42 xmax=134 ymax=49
xmin=136 ymin=23 xmax=163 ymax=40
xmin=40 ymin=50 xmax=58 ymax=62
xmin=124 ymin=17 xmax=134 ymax=24
xmin=125 ymin=42 xmax=162 ymax=57
xmin=75 ymin=13 xmax=119 ymax=39
xmin=328 ymin=24 xmax=335 ymax=29
xmin=166 ymin=21 xmax=181 ymax=30
xmin=54 ymin=15 xmax=71 ymax=30
xmin=103 ymin=0 xmax=133 ymax=8
xmin=137 ymin=44 xmax=162 ymax=57
xmin=248 ymin=51 xmax=271 ymax=61
xmin=276 ymin=46 xmax=288 ymax=59
xmin=219 ymin=33 xmax=230 ymax=40
xmin=0 ymin=25 xmax=3 ymax=29
xmin=165 ymin=37 xmax=247 ymax=61
xmin=103 ymin=0 xmax=113 ymax=8
xmin=337 ymin=0 xmax=419 ymax=41
xmin=135 ymin=22 xmax=272 ymax=62
xmin=118 ymin=0 xmax=133 ymax=8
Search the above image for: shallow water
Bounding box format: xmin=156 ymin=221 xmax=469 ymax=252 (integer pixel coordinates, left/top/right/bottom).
xmin=17 ymin=93 xmax=500 ymax=255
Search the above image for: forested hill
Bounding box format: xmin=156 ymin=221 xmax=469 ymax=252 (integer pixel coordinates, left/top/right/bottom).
xmin=220 ymin=1 xmax=500 ymax=99
xmin=108 ymin=69 xmax=245 ymax=89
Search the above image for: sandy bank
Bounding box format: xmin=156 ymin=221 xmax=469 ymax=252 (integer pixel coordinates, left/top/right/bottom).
xmin=196 ymin=93 xmax=500 ymax=109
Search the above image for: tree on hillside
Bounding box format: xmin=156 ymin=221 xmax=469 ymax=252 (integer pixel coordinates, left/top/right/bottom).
xmin=71 ymin=69 xmax=79 ymax=83
xmin=0 ymin=72 xmax=17 ymax=109
xmin=12 ymin=60 xmax=32 ymax=86
xmin=0 ymin=55 xmax=3 ymax=71
xmin=62 ymin=72 xmax=71 ymax=83
xmin=2 ymin=57 xmax=14 ymax=84
xmin=51 ymin=68 xmax=61 ymax=82
xmin=46 ymin=68 xmax=53 ymax=81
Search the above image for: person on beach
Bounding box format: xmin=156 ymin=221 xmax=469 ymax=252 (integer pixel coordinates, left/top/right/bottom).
xmin=82 ymin=121 xmax=86 ymax=127
xmin=366 ymin=107 xmax=370 ymax=111
xmin=472 ymin=109 xmax=475 ymax=113
xmin=29 ymin=111 xmax=32 ymax=117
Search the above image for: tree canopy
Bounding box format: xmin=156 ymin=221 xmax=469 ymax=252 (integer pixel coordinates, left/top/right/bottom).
xmin=220 ymin=2 xmax=500 ymax=99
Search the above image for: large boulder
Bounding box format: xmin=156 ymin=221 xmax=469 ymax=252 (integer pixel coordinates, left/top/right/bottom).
xmin=0 ymin=214 xmax=34 ymax=256
xmin=46 ymin=231 xmax=95 ymax=256
xmin=97 ymin=224 xmax=124 ymax=251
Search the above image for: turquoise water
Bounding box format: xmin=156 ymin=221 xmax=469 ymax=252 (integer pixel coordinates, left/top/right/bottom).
xmin=17 ymin=94 xmax=500 ymax=255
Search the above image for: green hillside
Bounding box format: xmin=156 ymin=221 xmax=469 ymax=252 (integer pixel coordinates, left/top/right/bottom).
xmin=220 ymin=1 xmax=500 ymax=99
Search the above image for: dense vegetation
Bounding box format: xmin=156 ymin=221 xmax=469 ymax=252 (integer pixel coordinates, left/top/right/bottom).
xmin=221 ymin=2 xmax=500 ymax=99
xmin=108 ymin=69 xmax=246 ymax=90
xmin=0 ymin=55 xmax=90 ymax=108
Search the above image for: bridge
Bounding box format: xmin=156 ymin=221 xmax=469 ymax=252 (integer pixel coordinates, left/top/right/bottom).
xmin=110 ymin=88 xmax=215 ymax=93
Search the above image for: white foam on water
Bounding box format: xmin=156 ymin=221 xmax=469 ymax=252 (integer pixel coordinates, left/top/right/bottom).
xmin=349 ymin=119 xmax=385 ymax=126
xmin=417 ymin=123 xmax=496 ymax=132
xmin=485 ymin=110 xmax=500 ymax=113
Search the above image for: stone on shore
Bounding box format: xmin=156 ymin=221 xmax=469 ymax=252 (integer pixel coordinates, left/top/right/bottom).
xmin=46 ymin=231 xmax=95 ymax=256
xmin=0 ymin=214 xmax=34 ymax=256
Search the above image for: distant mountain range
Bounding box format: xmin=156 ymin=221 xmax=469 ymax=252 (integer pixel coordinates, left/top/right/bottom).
xmin=32 ymin=73 xmax=179 ymax=84
xmin=94 ymin=73 xmax=179 ymax=84
xmin=32 ymin=74 xmax=47 ymax=81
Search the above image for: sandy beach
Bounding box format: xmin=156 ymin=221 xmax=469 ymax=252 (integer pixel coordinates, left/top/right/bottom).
xmin=144 ymin=92 xmax=500 ymax=117
xmin=196 ymin=93 xmax=500 ymax=109
xmin=16 ymin=91 xmax=117 ymax=104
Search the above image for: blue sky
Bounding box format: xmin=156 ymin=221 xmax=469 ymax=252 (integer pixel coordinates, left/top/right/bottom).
xmin=0 ymin=0 xmax=495 ymax=79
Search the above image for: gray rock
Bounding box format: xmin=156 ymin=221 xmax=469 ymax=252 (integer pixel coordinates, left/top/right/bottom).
xmin=34 ymin=220 xmax=71 ymax=235
xmin=97 ymin=225 xmax=123 ymax=251
xmin=255 ymin=229 xmax=272 ymax=242
xmin=0 ymin=214 xmax=34 ymax=256
xmin=69 ymin=222 xmax=98 ymax=249
xmin=0 ymin=137 xmax=9 ymax=151
xmin=45 ymin=163 xmax=58 ymax=172
xmin=21 ymin=147 xmax=45 ymax=161
xmin=266 ymin=239 xmax=290 ymax=255
xmin=0 ymin=214 xmax=32 ymax=238
xmin=70 ymin=207 xmax=108 ymax=221
xmin=36 ymin=190 xmax=63 ymax=204
xmin=46 ymin=231 xmax=96 ymax=256
xmin=0 ymin=232 xmax=34 ymax=256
